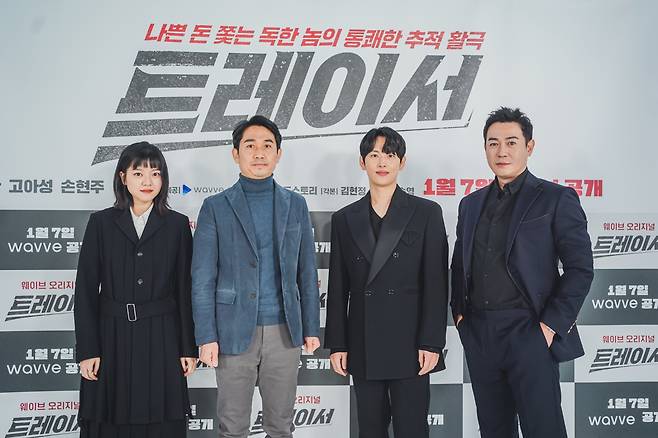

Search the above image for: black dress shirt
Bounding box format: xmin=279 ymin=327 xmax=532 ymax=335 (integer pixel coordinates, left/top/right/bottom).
xmin=470 ymin=170 xmax=529 ymax=310
xmin=369 ymin=203 xmax=384 ymax=240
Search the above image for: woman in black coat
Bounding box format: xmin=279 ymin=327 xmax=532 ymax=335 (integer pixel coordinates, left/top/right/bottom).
xmin=74 ymin=142 xmax=197 ymax=438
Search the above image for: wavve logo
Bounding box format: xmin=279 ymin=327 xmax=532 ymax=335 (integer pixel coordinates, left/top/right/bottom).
xmin=169 ymin=184 xmax=222 ymax=195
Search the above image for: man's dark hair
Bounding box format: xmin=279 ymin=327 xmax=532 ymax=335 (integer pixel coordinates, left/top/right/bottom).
xmin=359 ymin=127 xmax=406 ymax=161
xmin=232 ymin=115 xmax=282 ymax=150
xmin=483 ymin=107 xmax=533 ymax=144
xmin=113 ymin=141 xmax=170 ymax=215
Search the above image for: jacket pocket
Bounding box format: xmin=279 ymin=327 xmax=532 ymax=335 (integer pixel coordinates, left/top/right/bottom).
xmin=216 ymin=289 xmax=237 ymax=305
xmin=520 ymin=212 xmax=551 ymax=224
xmin=286 ymin=223 xmax=301 ymax=235
xmin=401 ymin=230 xmax=420 ymax=246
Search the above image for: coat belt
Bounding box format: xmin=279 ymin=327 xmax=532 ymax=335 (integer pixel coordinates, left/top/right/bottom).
xmin=100 ymin=296 xmax=176 ymax=322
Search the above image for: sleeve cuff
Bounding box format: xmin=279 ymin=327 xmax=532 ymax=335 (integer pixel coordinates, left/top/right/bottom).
xmin=419 ymin=345 xmax=442 ymax=353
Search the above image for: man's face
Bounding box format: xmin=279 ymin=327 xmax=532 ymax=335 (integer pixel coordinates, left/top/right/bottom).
xmin=485 ymin=122 xmax=534 ymax=185
xmin=360 ymin=136 xmax=405 ymax=188
xmin=232 ymin=125 xmax=281 ymax=179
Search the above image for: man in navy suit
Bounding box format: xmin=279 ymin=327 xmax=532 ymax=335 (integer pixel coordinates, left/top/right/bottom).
xmin=451 ymin=107 xmax=594 ymax=438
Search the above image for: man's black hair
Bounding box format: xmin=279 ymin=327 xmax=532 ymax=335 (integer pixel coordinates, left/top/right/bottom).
xmin=483 ymin=107 xmax=533 ymax=144
xmin=232 ymin=115 xmax=282 ymax=150
xmin=359 ymin=127 xmax=406 ymax=160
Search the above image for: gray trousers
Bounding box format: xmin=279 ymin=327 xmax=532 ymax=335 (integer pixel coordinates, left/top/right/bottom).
xmin=215 ymin=324 xmax=301 ymax=438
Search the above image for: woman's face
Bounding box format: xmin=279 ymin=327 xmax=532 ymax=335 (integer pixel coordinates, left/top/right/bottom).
xmin=120 ymin=163 xmax=162 ymax=207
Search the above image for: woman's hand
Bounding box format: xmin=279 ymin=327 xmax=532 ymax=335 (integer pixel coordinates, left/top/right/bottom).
xmin=180 ymin=357 xmax=197 ymax=377
xmin=80 ymin=357 xmax=101 ymax=381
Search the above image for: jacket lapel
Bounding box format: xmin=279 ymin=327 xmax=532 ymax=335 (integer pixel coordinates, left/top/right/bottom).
xmin=138 ymin=208 xmax=165 ymax=246
xmin=462 ymin=184 xmax=489 ymax=276
xmin=113 ymin=207 xmax=139 ymax=245
xmin=346 ymin=194 xmax=376 ymax=264
xmin=274 ymin=181 xmax=292 ymax=255
xmin=506 ymin=171 xmax=543 ymax=260
xmin=367 ymin=187 xmax=415 ymax=285
xmin=226 ymin=182 xmax=259 ymax=258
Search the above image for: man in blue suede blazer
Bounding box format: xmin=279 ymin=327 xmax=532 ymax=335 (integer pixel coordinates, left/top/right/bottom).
xmin=191 ymin=115 xmax=320 ymax=438
xmin=451 ymin=108 xmax=593 ymax=438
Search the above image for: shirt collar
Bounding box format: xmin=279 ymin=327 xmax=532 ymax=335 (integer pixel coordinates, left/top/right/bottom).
xmin=495 ymin=168 xmax=528 ymax=197
xmin=130 ymin=203 xmax=154 ymax=224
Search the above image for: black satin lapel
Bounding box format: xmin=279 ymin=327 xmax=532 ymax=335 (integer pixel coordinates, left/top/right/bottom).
xmin=346 ymin=194 xmax=375 ymax=264
xmin=367 ymin=188 xmax=415 ymax=285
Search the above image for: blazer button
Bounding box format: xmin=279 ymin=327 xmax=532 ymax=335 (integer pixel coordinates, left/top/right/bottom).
xmin=136 ymin=252 xmax=143 ymax=257
xmin=137 ymin=278 xmax=144 ymax=285
xmin=392 ymin=252 xmax=399 ymax=258
xmin=364 ymin=290 xmax=372 ymax=296
xmin=249 ymin=292 xmax=256 ymax=299
xmin=387 ymin=289 xmax=395 ymax=295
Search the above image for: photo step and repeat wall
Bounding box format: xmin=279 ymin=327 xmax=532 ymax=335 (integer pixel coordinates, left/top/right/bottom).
xmin=1 ymin=1 xmax=657 ymax=437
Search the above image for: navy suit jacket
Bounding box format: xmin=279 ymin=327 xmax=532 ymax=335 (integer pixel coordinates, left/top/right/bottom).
xmin=450 ymin=171 xmax=594 ymax=362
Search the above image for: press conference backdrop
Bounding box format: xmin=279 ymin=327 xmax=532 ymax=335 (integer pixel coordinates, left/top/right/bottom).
xmin=1 ymin=1 xmax=657 ymax=437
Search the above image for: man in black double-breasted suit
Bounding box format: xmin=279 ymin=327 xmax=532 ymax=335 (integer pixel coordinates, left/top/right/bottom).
xmin=325 ymin=127 xmax=449 ymax=438
xmin=451 ymin=108 xmax=594 ymax=437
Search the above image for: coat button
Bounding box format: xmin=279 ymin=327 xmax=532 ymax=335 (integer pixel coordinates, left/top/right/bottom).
xmin=137 ymin=278 xmax=144 ymax=285
xmin=364 ymin=290 xmax=372 ymax=296
xmin=249 ymin=292 xmax=256 ymax=299
xmin=392 ymin=252 xmax=399 ymax=258
xmin=136 ymin=252 xmax=143 ymax=257
xmin=387 ymin=289 xmax=395 ymax=295
xmin=250 ymin=260 xmax=257 ymax=268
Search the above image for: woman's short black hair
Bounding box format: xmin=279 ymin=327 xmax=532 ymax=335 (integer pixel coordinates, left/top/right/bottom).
xmin=359 ymin=127 xmax=406 ymax=160
xmin=232 ymin=115 xmax=282 ymax=150
xmin=113 ymin=141 xmax=170 ymax=214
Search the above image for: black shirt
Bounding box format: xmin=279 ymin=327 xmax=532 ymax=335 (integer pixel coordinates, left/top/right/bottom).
xmin=470 ymin=169 xmax=529 ymax=310
xmin=369 ymin=203 xmax=385 ymax=240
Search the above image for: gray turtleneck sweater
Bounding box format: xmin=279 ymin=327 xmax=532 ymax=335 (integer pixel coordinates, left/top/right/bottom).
xmin=239 ymin=174 xmax=285 ymax=326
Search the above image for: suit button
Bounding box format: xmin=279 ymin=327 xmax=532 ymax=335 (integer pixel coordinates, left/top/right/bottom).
xmin=250 ymin=260 xmax=257 ymax=268
xmin=387 ymin=289 xmax=395 ymax=295
xmin=392 ymin=252 xmax=399 ymax=258
xmin=136 ymin=252 xmax=143 ymax=257
xmin=364 ymin=290 xmax=372 ymax=296
xmin=249 ymin=292 xmax=256 ymax=299
xmin=137 ymin=278 xmax=144 ymax=285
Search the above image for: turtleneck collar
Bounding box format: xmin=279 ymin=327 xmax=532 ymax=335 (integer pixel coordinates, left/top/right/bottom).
xmin=239 ymin=174 xmax=274 ymax=193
